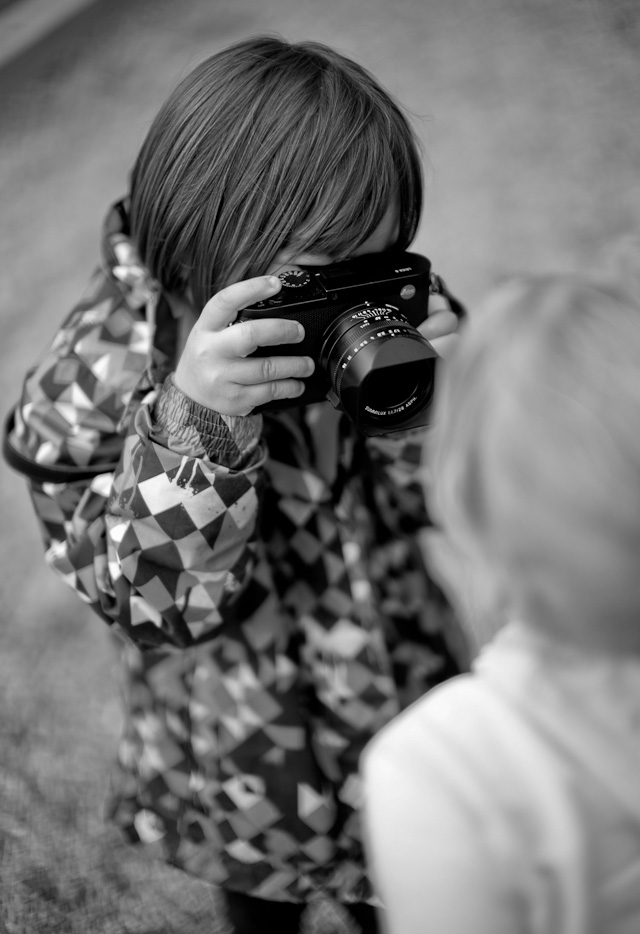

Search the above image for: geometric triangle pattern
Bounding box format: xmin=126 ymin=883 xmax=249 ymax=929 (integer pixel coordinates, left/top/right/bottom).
xmin=7 ymin=201 xmax=468 ymax=905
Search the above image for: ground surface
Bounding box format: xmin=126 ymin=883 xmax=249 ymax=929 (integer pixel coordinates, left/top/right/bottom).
xmin=0 ymin=1 xmax=639 ymax=931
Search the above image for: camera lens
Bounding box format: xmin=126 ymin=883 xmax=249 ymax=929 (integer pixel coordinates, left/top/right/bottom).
xmin=319 ymin=303 xmax=436 ymax=432
xmin=364 ymin=362 xmax=422 ymax=411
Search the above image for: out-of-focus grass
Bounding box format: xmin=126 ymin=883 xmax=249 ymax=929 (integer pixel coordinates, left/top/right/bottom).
xmin=0 ymin=600 xmax=222 ymax=933
xmin=0 ymin=744 xmax=220 ymax=932
xmin=0 ymin=670 xmax=352 ymax=933
xmin=0 ymin=594 xmax=352 ymax=932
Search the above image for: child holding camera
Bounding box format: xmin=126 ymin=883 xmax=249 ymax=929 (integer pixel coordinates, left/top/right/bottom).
xmin=362 ymin=270 xmax=640 ymax=934
xmin=3 ymin=37 xmax=466 ymax=934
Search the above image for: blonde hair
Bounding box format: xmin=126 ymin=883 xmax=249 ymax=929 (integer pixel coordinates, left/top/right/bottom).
xmin=427 ymin=271 xmax=640 ymax=648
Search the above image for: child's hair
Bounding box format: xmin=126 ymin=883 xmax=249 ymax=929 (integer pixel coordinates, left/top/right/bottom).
xmin=129 ymin=36 xmax=423 ymax=309
xmin=427 ymin=270 xmax=640 ymax=647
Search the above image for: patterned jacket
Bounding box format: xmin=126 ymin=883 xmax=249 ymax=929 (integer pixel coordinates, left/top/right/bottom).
xmin=3 ymin=201 xmax=466 ymax=903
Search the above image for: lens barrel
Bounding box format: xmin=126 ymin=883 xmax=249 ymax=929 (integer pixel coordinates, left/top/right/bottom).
xmin=319 ymin=303 xmax=436 ymax=433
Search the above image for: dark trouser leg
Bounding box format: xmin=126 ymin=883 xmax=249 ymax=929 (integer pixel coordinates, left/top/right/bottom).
xmin=222 ymin=890 xmax=305 ymax=934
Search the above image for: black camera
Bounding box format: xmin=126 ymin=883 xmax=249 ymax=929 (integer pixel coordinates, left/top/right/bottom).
xmin=239 ymin=251 xmax=462 ymax=436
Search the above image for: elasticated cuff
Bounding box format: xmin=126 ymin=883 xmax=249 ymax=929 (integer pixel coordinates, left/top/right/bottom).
xmin=152 ymin=375 xmax=263 ymax=470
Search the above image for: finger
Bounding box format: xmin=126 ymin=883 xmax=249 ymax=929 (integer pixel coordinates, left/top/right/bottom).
xmin=231 ymin=354 xmax=315 ymax=386
xmin=199 ymin=276 xmax=283 ymax=330
xmin=427 ymin=293 xmax=452 ymax=315
xmin=226 ymin=317 xmax=306 ymax=357
xmin=233 ymin=377 xmax=309 ymax=413
xmin=429 ymin=333 xmax=460 ymax=360
xmin=419 ymin=308 xmax=460 ymax=342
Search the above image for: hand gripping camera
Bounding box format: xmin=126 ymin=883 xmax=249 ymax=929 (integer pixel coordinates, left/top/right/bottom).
xmin=239 ymin=251 xmax=465 ymax=436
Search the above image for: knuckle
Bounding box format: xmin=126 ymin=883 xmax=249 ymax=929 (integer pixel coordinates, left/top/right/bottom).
xmin=267 ymin=380 xmax=286 ymax=402
xmin=261 ymin=356 xmax=278 ymax=382
xmin=214 ymin=283 xmax=238 ymax=312
xmin=268 ymin=378 xmax=302 ymax=402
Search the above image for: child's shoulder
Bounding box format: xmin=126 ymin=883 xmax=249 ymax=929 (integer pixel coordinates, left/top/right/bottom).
xmin=365 ymin=662 xmax=581 ymax=841
xmin=364 ymin=669 xmax=592 ymax=934
xmin=363 ymin=673 xmax=502 ymax=806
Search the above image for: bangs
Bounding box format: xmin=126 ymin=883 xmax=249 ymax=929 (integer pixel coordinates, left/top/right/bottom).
xmin=286 ymin=176 xmax=394 ymax=263
xmin=282 ymin=115 xmax=422 ymax=262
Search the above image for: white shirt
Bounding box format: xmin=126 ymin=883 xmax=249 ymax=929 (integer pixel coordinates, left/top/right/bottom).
xmin=362 ymin=622 xmax=640 ymax=934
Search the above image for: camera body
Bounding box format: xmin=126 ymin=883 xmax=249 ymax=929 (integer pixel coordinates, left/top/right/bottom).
xmin=239 ymin=251 xmax=445 ymax=436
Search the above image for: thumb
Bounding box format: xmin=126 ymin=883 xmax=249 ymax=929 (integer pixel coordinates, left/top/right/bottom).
xmin=198 ymin=276 xmax=283 ymax=330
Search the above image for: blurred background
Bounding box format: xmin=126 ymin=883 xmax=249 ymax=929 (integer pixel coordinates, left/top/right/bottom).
xmin=0 ymin=0 xmax=639 ymax=931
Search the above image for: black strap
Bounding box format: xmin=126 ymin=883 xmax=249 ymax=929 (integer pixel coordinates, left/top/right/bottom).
xmin=2 ymin=406 xmax=117 ymax=483
xmin=429 ymin=272 xmax=467 ymax=321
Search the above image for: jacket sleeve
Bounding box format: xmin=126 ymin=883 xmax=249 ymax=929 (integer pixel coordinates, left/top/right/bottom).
xmin=5 ymin=271 xmax=266 ymax=650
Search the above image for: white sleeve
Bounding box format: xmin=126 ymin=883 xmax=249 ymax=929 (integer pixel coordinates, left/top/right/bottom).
xmin=361 ymin=696 xmax=523 ymax=934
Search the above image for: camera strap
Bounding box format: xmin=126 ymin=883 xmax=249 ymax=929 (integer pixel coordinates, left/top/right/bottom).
xmin=429 ymin=273 xmax=467 ymax=321
xmin=2 ymin=406 xmax=117 ymax=483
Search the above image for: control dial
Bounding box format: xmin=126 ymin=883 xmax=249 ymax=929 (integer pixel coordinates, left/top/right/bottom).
xmin=279 ymin=269 xmax=311 ymax=289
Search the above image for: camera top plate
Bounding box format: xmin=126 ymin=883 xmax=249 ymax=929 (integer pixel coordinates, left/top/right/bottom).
xmin=243 ymin=251 xmax=432 ymax=314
